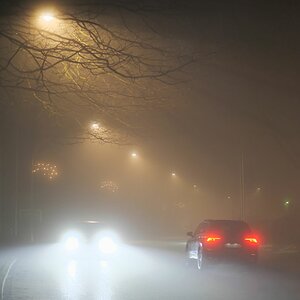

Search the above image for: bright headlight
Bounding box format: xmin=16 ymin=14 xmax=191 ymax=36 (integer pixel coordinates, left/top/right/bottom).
xmin=62 ymin=231 xmax=82 ymax=251
xmin=65 ymin=237 xmax=79 ymax=251
xmin=98 ymin=237 xmax=118 ymax=254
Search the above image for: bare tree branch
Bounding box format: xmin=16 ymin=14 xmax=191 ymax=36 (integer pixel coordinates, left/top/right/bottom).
xmin=0 ymin=2 xmax=193 ymax=143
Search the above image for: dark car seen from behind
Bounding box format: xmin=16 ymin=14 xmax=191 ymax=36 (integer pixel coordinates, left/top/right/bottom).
xmin=186 ymin=219 xmax=259 ymax=270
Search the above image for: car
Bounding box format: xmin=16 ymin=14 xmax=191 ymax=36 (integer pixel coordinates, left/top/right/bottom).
xmin=186 ymin=219 xmax=259 ymax=270
xmin=60 ymin=220 xmax=121 ymax=259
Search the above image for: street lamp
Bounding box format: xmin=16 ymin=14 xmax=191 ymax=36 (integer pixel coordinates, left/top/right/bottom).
xmin=171 ymin=172 xmax=176 ymax=177
xmin=90 ymin=122 xmax=100 ymax=131
xmin=40 ymin=12 xmax=55 ymax=22
xmin=37 ymin=9 xmax=60 ymax=30
xmin=131 ymin=152 xmax=137 ymax=158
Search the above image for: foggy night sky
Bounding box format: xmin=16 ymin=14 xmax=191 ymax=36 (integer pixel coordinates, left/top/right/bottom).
xmin=0 ymin=0 xmax=299 ymax=236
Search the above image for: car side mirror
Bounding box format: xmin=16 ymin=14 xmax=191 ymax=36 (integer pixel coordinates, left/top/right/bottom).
xmin=187 ymin=231 xmax=194 ymax=237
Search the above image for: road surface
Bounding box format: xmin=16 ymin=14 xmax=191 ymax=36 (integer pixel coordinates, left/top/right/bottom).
xmin=1 ymin=242 xmax=300 ymax=300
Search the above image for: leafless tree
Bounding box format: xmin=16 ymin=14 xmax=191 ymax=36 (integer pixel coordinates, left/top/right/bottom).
xmin=0 ymin=2 xmax=191 ymax=143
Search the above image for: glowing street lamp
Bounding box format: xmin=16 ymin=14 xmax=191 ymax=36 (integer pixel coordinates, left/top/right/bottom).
xmin=90 ymin=122 xmax=100 ymax=131
xmin=37 ymin=10 xmax=59 ymax=30
xmin=131 ymin=152 xmax=137 ymax=158
xmin=40 ymin=12 xmax=55 ymax=22
xmin=171 ymin=172 xmax=176 ymax=177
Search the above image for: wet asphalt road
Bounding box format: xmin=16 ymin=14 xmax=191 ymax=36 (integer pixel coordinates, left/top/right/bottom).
xmin=2 ymin=242 xmax=300 ymax=300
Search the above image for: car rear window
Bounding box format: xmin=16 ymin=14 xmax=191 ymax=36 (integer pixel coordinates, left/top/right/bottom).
xmin=207 ymin=221 xmax=251 ymax=234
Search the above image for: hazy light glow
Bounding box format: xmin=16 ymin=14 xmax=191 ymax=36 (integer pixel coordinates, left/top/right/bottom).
xmin=91 ymin=122 xmax=100 ymax=130
xmin=98 ymin=237 xmax=118 ymax=254
xmin=131 ymin=152 xmax=137 ymax=158
xmin=65 ymin=237 xmax=79 ymax=251
xmin=62 ymin=231 xmax=82 ymax=251
xmin=171 ymin=172 xmax=176 ymax=177
xmin=40 ymin=12 xmax=55 ymax=22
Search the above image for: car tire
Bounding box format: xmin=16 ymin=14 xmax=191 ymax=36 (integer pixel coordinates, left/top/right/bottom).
xmin=197 ymin=248 xmax=207 ymax=270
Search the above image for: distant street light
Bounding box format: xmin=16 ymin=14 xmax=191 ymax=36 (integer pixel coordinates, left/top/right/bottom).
xmin=227 ymin=196 xmax=231 ymax=199
xmin=131 ymin=152 xmax=137 ymax=158
xmin=90 ymin=122 xmax=100 ymax=131
xmin=193 ymin=184 xmax=199 ymax=192
xmin=256 ymin=187 xmax=262 ymax=192
xmin=284 ymin=200 xmax=290 ymax=206
xmin=171 ymin=172 xmax=176 ymax=177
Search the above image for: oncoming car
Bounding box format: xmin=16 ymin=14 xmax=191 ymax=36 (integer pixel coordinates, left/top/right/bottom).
xmin=60 ymin=221 xmax=121 ymax=258
xmin=186 ymin=220 xmax=259 ymax=270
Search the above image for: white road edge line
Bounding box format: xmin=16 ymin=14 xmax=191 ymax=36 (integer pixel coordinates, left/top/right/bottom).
xmin=1 ymin=258 xmax=17 ymax=300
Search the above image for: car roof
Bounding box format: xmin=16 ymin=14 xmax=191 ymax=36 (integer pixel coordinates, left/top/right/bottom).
xmin=200 ymin=220 xmax=251 ymax=231
xmin=204 ymin=219 xmax=248 ymax=224
xmin=71 ymin=220 xmax=106 ymax=229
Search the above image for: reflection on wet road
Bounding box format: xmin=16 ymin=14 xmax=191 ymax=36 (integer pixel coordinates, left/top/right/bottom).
xmin=2 ymin=243 xmax=300 ymax=300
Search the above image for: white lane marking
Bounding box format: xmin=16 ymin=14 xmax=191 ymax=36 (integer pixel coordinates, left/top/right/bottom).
xmin=1 ymin=258 xmax=17 ymax=300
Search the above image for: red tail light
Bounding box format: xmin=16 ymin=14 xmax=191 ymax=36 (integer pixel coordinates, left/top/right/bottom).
xmin=244 ymin=237 xmax=258 ymax=244
xmin=206 ymin=236 xmax=221 ymax=243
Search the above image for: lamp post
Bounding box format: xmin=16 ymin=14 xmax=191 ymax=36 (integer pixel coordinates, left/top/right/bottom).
xmin=240 ymin=152 xmax=245 ymax=220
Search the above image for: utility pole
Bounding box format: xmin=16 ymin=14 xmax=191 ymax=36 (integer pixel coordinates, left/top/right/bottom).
xmin=14 ymin=118 xmax=19 ymax=238
xmin=240 ymin=152 xmax=245 ymax=220
xmin=30 ymin=157 xmax=35 ymax=243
